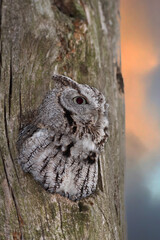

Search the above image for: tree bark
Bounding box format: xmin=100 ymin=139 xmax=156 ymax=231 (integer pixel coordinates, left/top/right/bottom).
xmin=0 ymin=0 xmax=125 ymax=239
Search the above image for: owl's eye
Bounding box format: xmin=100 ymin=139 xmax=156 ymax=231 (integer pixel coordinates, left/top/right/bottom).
xmin=73 ymin=96 xmax=87 ymax=105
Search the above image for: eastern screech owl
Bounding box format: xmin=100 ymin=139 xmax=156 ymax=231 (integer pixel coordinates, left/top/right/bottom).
xmin=17 ymin=75 xmax=109 ymax=201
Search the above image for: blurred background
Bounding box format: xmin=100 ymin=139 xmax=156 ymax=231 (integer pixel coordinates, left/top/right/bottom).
xmin=121 ymin=0 xmax=160 ymax=239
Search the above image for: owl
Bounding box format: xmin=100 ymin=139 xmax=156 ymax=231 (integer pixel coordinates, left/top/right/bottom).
xmin=17 ymin=75 xmax=109 ymax=201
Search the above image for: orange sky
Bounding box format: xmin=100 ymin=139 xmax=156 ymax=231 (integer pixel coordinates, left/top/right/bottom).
xmin=121 ymin=0 xmax=160 ymax=153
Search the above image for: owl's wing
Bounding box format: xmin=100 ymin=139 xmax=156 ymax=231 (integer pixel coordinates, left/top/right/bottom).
xmin=17 ymin=124 xmax=40 ymax=150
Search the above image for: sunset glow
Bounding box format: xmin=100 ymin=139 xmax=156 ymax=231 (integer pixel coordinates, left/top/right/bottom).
xmin=121 ymin=0 xmax=160 ymax=153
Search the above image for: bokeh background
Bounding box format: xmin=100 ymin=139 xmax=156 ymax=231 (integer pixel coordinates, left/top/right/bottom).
xmin=121 ymin=0 xmax=160 ymax=239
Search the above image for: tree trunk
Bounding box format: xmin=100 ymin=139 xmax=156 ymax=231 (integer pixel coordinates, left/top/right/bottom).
xmin=0 ymin=0 xmax=125 ymax=239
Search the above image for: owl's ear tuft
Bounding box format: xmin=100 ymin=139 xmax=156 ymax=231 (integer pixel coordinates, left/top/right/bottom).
xmin=52 ymin=74 xmax=79 ymax=89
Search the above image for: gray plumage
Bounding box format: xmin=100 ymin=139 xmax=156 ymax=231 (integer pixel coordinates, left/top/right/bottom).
xmin=17 ymin=75 xmax=109 ymax=201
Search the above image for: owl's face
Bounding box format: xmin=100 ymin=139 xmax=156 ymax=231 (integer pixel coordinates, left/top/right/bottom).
xmin=57 ymin=79 xmax=108 ymax=125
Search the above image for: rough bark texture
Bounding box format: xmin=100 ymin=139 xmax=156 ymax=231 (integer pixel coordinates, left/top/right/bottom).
xmin=0 ymin=0 xmax=125 ymax=239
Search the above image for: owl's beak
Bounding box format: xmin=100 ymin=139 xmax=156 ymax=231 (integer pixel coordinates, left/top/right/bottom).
xmin=92 ymin=112 xmax=99 ymax=124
